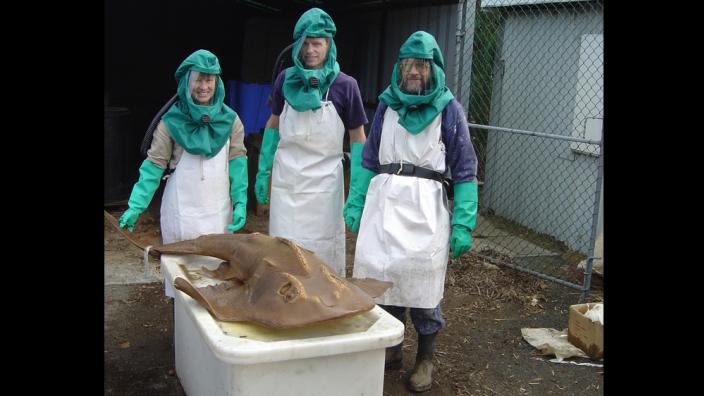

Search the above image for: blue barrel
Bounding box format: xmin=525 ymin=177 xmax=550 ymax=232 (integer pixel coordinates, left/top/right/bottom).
xmin=227 ymin=80 xmax=273 ymax=136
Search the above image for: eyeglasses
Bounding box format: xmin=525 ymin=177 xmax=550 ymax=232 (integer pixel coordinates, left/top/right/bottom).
xmin=399 ymin=58 xmax=431 ymax=72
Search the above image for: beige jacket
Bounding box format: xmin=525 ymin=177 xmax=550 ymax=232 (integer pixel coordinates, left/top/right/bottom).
xmin=146 ymin=117 xmax=246 ymax=170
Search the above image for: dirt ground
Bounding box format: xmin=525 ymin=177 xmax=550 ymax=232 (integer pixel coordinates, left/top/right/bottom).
xmin=104 ymin=207 xmax=604 ymax=395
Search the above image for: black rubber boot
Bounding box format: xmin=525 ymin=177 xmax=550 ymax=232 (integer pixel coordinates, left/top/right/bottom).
xmin=380 ymin=305 xmax=406 ymax=370
xmin=408 ymin=332 xmax=438 ymax=392
xmin=385 ymin=343 xmax=403 ymax=369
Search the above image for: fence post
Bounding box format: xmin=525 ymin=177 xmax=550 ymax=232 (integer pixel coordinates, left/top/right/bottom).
xmin=581 ymin=140 xmax=604 ymax=302
xmin=457 ymin=0 xmax=477 ymax=111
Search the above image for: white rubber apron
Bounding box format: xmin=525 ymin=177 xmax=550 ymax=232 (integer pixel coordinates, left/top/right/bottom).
xmin=269 ymin=93 xmax=346 ymax=277
xmin=160 ymin=139 xmax=232 ymax=297
xmin=353 ymin=108 xmax=450 ymax=308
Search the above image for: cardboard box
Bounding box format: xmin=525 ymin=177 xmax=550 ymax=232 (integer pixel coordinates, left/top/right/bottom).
xmin=567 ymin=303 xmax=603 ymax=359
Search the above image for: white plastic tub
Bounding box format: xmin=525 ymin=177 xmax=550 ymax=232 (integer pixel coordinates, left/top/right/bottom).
xmin=161 ymin=254 xmax=405 ymax=396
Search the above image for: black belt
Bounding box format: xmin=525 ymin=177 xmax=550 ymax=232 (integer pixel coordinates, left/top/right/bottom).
xmin=378 ymin=163 xmax=445 ymax=183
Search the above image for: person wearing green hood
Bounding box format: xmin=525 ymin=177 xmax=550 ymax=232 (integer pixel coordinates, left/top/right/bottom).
xmin=119 ymin=49 xmax=248 ymax=298
xmin=254 ymin=8 xmax=367 ymax=277
xmin=344 ymin=31 xmax=479 ymax=392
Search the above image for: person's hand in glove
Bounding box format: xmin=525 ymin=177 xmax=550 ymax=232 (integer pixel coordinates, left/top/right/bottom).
xmin=227 ymin=156 xmax=248 ymax=232
xmin=119 ymin=160 xmax=165 ymax=232
xmin=228 ymin=204 xmax=247 ymax=232
xmin=119 ymin=208 xmax=142 ymax=232
xmin=450 ymin=182 xmax=478 ymax=258
xmin=343 ymin=143 xmax=376 ymax=232
xmin=254 ymin=127 xmax=280 ymax=204
xmin=450 ymin=225 xmax=472 ymax=258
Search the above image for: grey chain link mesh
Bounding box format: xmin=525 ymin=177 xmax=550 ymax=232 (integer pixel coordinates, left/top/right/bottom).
xmin=454 ymin=0 xmax=603 ymax=300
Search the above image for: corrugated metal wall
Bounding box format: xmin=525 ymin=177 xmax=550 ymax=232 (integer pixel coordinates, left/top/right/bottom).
xmin=356 ymin=3 xmax=461 ymax=106
xmin=481 ymin=6 xmax=603 ymax=254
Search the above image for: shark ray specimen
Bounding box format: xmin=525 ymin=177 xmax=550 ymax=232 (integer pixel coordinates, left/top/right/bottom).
xmin=150 ymin=233 xmax=392 ymax=328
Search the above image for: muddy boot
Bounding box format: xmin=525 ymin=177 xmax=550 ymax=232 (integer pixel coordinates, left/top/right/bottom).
xmin=408 ymin=332 xmax=437 ymax=392
xmin=385 ymin=343 xmax=403 ymax=369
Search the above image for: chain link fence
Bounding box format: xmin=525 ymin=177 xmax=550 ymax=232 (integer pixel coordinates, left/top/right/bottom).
xmin=454 ymin=0 xmax=603 ymax=300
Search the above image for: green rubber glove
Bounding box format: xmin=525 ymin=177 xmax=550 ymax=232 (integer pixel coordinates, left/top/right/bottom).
xmin=119 ymin=160 xmax=165 ymax=232
xmin=227 ymin=156 xmax=248 ymax=232
xmin=343 ymin=143 xmax=376 ymax=233
xmin=254 ymin=127 xmax=280 ymax=204
xmin=450 ymin=182 xmax=478 ymax=258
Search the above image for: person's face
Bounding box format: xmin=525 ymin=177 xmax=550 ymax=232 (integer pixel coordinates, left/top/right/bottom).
xmin=299 ymin=37 xmax=329 ymax=69
xmin=190 ymin=73 xmax=217 ymax=105
xmin=399 ymin=58 xmax=431 ymax=94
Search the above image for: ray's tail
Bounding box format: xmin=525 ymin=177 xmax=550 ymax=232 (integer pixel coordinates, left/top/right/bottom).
xmin=103 ymin=210 xmax=160 ymax=252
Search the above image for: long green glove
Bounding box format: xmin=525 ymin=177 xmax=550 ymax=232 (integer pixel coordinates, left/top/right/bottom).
xmin=254 ymin=127 xmax=280 ymax=204
xmin=450 ymin=182 xmax=478 ymax=258
xmin=227 ymin=156 xmax=248 ymax=232
xmin=119 ymin=160 xmax=165 ymax=232
xmin=343 ymin=143 xmax=376 ymax=233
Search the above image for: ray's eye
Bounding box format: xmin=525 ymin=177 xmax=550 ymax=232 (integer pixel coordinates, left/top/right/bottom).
xmin=278 ymin=282 xmax=300 ymax=302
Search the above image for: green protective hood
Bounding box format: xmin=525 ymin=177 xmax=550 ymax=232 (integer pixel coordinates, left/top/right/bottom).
xmin=282 ymin=8 xmax=341 ymax=112
xmin=378 ymin=31 xmax=455 ymax=134
xmin=162 ymin=49 xmax=237 ymax=158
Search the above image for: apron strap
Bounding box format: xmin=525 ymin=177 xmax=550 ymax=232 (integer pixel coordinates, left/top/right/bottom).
xmin=162 ymin=167 xmax=175 ymax=181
